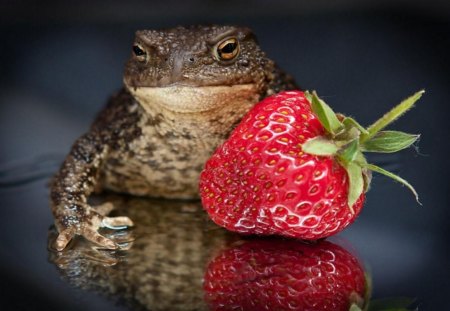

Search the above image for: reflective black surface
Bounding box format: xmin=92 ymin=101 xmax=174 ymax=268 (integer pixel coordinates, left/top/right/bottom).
xmin=48 ymin=197 xmax=369 ymax=311
xmin=1 ymin=1 xmax=449 ymax=310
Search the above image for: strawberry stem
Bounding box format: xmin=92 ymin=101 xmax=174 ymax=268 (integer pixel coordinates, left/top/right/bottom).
xmin=343 ymin=117 xmax=369 ymax=136
xmin=361 ymin=90 xmax=425 ymax=143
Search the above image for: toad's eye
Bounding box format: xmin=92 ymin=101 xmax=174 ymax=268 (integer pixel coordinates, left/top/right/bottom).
xmin=132 ymin=44 xmax=147 ymax=62
xmin=215 ymin=38 xmax=240 ymax=61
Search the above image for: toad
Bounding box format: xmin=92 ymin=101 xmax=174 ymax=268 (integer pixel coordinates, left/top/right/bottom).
xmin=50 ymin=25 xmax=298 ymax=250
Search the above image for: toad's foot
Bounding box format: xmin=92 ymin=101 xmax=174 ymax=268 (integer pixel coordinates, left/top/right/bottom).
xmin=54 ymin=202 xmax=134 ymax=251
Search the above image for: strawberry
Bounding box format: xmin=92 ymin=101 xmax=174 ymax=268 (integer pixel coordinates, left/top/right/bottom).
xmin=200 ymin=90 xmax=423 ymax=239
xmin=203 ymin=238 xmax=367 ymax=311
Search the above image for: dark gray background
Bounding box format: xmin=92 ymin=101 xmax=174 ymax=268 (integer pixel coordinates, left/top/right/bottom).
xmin=0 ymin=1 xmax=449 ymax=310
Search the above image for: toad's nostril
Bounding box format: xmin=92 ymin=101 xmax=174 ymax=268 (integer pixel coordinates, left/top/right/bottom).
xmin=189 ymin=57 xmax=195 ymax=62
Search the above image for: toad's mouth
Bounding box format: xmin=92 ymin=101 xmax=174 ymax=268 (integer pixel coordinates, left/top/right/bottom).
xmin=125 ymin=83 xmax=260 ymax=114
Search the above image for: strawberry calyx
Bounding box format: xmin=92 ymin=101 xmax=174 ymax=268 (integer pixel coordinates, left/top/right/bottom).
xmin=302 ymin=90 xmax=424 ymax=211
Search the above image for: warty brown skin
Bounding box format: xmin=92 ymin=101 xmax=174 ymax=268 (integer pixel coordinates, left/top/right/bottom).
xmin=50 ymin=25 xmax=298 ymax=250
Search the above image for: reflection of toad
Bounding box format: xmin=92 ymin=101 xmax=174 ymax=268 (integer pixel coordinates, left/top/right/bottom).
xmin=50 ymin=25 xmax=298 ymax=250
xmin=48 ymin=197 xmax=234 ymax=311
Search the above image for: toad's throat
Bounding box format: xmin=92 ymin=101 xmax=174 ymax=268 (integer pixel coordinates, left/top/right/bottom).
xmin=126 ymin=84 xmax=259 ymax=114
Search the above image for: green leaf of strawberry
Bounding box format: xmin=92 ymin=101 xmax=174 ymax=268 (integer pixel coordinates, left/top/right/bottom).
xmin=362 ymin=131 xmax=419 ymax=153
xmin=309 ymin=90 xmax=344 ymax=135
xmin=343 ymin=161 xmax=364 ymax=211
xmin=301 ymin=136 xmax=340 ymax=155
xmin=339 ymin=139 xmax=360 ymax=164
xmin=199 ymin=90 xmax=423 ymax=240
xmin=363 ymin=163 xmax=421 ymax=205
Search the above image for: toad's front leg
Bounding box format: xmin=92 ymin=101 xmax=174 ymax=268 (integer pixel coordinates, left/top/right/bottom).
xmin=50 ymin=132 xmax=133 ymax=251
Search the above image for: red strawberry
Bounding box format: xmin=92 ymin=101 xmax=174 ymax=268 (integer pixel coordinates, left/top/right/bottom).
xmin=200 ymin=90 xmax=423 ymax=239
xmin=203 ymin=238 xmax=367 ymax=311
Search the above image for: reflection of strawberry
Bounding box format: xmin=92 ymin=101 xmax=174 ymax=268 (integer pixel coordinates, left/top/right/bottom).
xmin=203 ymin=239 xmax=367 ymax=311
xmin=200 ymin=90 xmax=423 ymax=239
